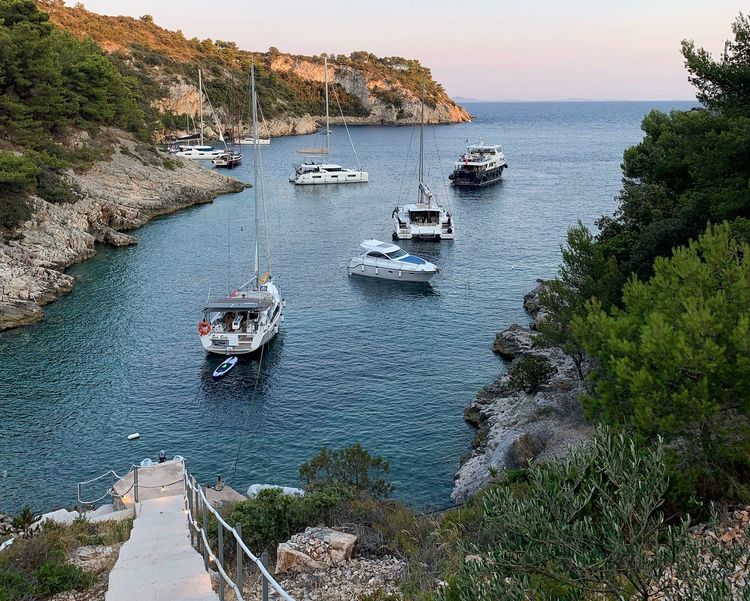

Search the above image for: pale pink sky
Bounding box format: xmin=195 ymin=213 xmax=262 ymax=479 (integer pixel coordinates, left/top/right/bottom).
xmin=73 ymin=0 xmax=742 ymax=100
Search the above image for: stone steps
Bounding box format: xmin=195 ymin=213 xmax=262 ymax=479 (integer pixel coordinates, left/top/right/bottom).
xmin=105 ymin=493 xmax=218 ymax=601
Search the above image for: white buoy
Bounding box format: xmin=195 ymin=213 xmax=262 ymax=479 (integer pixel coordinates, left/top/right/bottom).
xmin=127 ymin=433 xmax=140 ymax=440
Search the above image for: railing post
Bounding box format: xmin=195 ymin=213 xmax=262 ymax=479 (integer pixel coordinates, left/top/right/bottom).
xmin=133 ymin=466 xmax=139 ymax=503
xmin=187 ymin=479 xmax=195 ymax=548
xmin=201 ymin=486 xmax=209 ymax=570
xmin=261 ymin=550 xmax=269 ymax=601
xmin=218 ymin=522 xmax=225 ymax=601
xmin=235 ymin=522 xmax=243 ymax=600
xmin=77 ymin=482 xmax=81 ymax=505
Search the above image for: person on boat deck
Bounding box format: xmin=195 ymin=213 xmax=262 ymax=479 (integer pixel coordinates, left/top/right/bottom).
xmin=158 ymin=450 xmax=167 ymax=464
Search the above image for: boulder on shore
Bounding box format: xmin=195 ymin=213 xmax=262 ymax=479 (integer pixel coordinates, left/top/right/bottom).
xmin=276 ymin=527 xmax=357 ymax=574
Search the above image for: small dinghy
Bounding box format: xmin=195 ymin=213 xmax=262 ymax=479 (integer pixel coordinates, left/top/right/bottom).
xmin=347 ymin=239 xmax=438 ymax=282
xmin=212 ymin=356 xmax=238 ymax=380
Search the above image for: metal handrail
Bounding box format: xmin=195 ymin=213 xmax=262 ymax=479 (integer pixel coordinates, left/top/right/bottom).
xmin=76 ymin=461 xmax=296 ymax=600
xmin=183 ymin=469 xmax=295 ymax=601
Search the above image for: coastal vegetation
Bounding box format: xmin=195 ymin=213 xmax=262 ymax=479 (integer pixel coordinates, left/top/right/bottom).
xmin=0 ymin=516 xmax=132 ymax=600
xmin=537 ymin=12 xmax=750 ymax=508
xmin=0 ymin=0 xmax=146 ymax=228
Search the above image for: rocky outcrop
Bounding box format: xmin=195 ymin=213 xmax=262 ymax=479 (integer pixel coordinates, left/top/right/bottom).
xmin=276 ymin=527 xmax=358 ymax=574
xmin=452 ymin=286 xmax=592 ymax=503
xmin=0 ymin=130 xmax=245 ymax=332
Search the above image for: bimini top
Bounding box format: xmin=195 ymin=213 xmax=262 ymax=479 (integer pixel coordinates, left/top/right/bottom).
xmin=204 ymin=291 xmax=274 ymax=312
xmin=360 ymin=239 xmax=402 ymax=254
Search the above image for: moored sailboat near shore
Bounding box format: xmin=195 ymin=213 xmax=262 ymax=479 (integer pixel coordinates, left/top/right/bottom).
xmin=198 ymin=65 xmax=283 ymax=356
xmin=290 ymin=57 xmax=368 ymax=185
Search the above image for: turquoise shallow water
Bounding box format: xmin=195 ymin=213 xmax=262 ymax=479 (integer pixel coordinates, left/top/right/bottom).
xmin=0 ymin=101 xmax=696 ymax=512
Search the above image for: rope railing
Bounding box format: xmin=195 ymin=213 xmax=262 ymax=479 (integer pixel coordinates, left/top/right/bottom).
xmin=76 ymin=461 xmax=296 ymax=600
xmin=184 ymin=469 xmax=296 ymax=601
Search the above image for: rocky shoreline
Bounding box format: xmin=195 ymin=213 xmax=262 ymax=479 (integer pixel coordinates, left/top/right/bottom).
xmin=451 ymin=282 xmax=593 ymax=502
xmin=0 ymin=130 xmax=245 ymax=332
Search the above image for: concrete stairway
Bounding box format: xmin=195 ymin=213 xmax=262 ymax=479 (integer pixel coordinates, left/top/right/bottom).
xmin=105 ymin=494 xmax=218 ymax=601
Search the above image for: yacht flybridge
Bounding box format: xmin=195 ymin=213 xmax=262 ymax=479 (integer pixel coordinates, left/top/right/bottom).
xmin=172 ymin=69 xmax=227 ymax=160
xmin=348 ymin=240 xmax=438 ymax=282
xmin=392 ymin=97 xmax=454 ymax=240
xmin=449 ymin=141 xmax=507 ymax=187
xmin=290 ymin=57 xmax=368 ymax=185
xmin=198 ymin=65 xmax=283 ymax=356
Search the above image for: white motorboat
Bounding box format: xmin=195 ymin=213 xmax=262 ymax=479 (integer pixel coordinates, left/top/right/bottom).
xmin=198 ymin=66 xmax=283 ymax=356
xmin=449 ymin=141 xmax=507 ymax=187
xmin=392 ymin=97 xmax=454 ymax=240
xmin=290 ymin=57 xmax=367 ymax=185
xmin=171 ymin=69 xmax=227 ymax=160
xmin=347 ymin=240 xmax=438 ymax=282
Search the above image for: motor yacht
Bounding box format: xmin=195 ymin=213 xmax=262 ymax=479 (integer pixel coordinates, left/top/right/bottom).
xmin=347 ymin=240 xmax=438 ymax=282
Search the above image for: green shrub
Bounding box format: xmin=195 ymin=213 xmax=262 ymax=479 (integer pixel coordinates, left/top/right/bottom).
xmin=36 ymin=169 xmax=80 ymax=204
xmin=225 ymin=486 xmax=352 ymax=556
xmin=507 ymin=355 xmax=555 ymax=394
xmin=34 ymin=553 xmax=94 ymax=597
xmin=299 ymin=443 xmax=394 ymax=499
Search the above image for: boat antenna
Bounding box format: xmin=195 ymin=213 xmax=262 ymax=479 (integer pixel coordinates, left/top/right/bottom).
xmin=251 ymin=63 xmax=260 ymax=291
xmin=324 ymin=55 xmax=330 ymax=155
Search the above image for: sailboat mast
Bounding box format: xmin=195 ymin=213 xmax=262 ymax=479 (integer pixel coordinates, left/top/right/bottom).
xmin=198 ymin=68 xmax=204 ymax=146
xmin=251 ymin=65 xmax=260 ymax=291
xmin=418 ymin=89 xmax=425 ymax=202
xmin=324 ymin=56 xmax=330 ymax=155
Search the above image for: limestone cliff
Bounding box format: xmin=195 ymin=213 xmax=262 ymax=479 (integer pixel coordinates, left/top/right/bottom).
xmin=39 ymin=1 xmax=471 ymax=138
xmin=0 ymin=130 xmax=245 ymax=331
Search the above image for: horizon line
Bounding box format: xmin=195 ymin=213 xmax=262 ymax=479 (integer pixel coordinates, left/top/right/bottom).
xmin=453 ymin=97 xmax=700 ymax=103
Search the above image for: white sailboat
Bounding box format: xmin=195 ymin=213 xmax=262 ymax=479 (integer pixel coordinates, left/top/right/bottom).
xmin=392 ymin=97 xmax=454 ymax=240
xmin=289 ymin=57 xmax=368 ymax=185
xmin=198 ymin=65 xmax=283 ymax=356
xmin=172 ymin=69 xmax=227 ymax=160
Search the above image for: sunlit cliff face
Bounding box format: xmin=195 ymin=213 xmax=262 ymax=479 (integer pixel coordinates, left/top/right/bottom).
xmin=75 ymin=0 xmax=736 ymax=100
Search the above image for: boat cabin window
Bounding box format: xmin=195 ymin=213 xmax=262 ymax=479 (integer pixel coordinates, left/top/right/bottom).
xmin=408 ymin=210 xmax=439 ymax=224
xmin=386 ymin=249 xmax=407 ymax=259
xmin=366 ymin=251 xmax=388 ymax=259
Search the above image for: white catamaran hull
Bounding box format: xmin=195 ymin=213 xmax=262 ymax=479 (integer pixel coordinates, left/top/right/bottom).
xmin=291 ymin=170 xmax=368 ymax=185
xmin=347 ymin=260 xmax=435 ymax=282
xmin=175 ymin=148 xmax=226 ymax=159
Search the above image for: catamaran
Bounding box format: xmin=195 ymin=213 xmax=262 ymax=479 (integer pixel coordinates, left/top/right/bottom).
xmin=392 ymin=97 xmax=454 ymax=240
xmin=198 ymin=66 xmax=283 ymax=355
xmin=172 ymin=69 xmax=226 ymax=160
xmin=289 ymin=57 xmax=367 ymax=185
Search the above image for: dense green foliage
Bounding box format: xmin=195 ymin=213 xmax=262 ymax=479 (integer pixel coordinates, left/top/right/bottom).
xmin=299 ymin=442 xmax=394 ymax=499
xmin=507 ymin=354 xmax=556 ymax=394
xmin=440 ymin=430 xmax=749 ymax=601
xmin=223 ymin=486 xmax=353 ymax=556
xmin=577 ymin=224 xmax=750 ymax=501
xmin=0 ymin=0 xmax=146 ymax=228
xmin=682 ymin=12 xmax=750 ymax=115
xmin=535 ymin=13 xmax=750 ymax=507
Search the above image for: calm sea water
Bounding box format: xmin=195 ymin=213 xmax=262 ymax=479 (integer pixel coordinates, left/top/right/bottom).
xmin=0 ymin=101 xmax=696 ymax=513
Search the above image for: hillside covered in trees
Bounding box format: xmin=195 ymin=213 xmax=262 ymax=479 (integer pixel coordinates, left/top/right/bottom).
xmin=38 ymin=0 xmax=470 ymax=136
